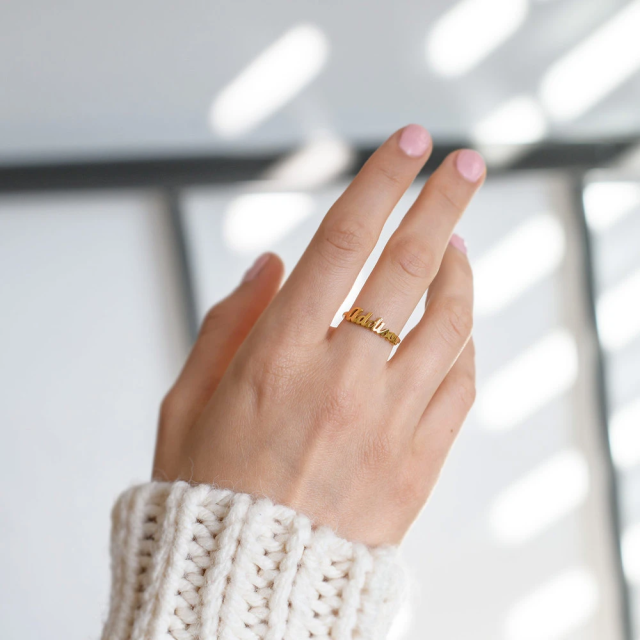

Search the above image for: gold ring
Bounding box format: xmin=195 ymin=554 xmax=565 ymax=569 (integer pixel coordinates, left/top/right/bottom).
xmin=342 ymin=307 xmax=401 ymax=345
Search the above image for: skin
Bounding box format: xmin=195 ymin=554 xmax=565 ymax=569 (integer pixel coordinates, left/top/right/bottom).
xmin=153 ymin=125 xmax=485 ymax=547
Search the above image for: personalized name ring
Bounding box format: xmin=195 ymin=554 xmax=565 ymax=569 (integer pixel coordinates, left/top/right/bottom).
xmin=342 ymin=307 xmax=401 ymax=345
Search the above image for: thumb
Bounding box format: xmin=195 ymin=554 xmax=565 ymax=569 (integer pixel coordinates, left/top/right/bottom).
xmin=154 ymin=253 xmax=284 ymax=476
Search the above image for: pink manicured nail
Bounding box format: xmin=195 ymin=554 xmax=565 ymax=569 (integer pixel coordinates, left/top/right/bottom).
xmin=449 ymin=233 xmax=467 ymax=255
xmin=455 ymin=149 xmax=485 ymax=182
xmin=398 ymin=124 xmax=431 ymax=158
xmin=242 ymin=253 xmax=270 ymax=283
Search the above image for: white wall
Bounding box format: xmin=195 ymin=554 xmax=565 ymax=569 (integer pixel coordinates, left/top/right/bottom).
xmin=0 ymin=0 xmax=637 ymax=162
xmin=0 ymin=194 xmax=188 ymax=639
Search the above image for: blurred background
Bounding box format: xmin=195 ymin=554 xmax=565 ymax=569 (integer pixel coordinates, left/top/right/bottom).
xmin=1 ymin=1 xmax=640 ymax=639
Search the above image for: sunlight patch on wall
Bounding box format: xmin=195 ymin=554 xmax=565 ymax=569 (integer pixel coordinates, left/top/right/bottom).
xmin=489 ymin=449 xmax=589 ymax=545
xmin=609 ymin=397 xmax=640 ymax=470
xmin=263 ymin=134 xmax=354 ymax=189
xmin=472 ymin=95 xmax=547 ymax=146
xmin=223 ymin=192 xmax=314 ymax=254
xmin=474 ymin=213 xmax=564 ymax=316
xmin=387 ymin=598 xmax=412 ymax=640
xmin=471 ymin=95 xmax=548 ymax=165
xmin=583 ymin=181 xmax=640 ymax=232
xmin=426 ymin=0 xmax=528 ymax=77
xmin=622 ymin=522 xmax=640 ymax=585
xmin=597 ymin=267 xmax=640 ymax=351
xmin=505 ymin=568 xmax=598 ymax=640
xmin=539 ymin=0 xmax=640 ymax=121
xmin=210 ymin=24 xmax=329 ymax=138
xmin=478 ymin=328 xmax=578 ymax=430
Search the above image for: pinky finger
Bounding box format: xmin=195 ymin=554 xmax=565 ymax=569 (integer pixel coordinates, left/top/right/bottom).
xmin=412 ymin=338 xmax=476 ymax=465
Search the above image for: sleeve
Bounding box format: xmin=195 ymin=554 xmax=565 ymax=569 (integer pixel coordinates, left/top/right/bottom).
xmin=101 ymin=481 xmax=405 ymax=640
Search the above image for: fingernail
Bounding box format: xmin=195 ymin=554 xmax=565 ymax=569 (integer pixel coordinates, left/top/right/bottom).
xmin=455 ymin=149 xmax=485 ymax=183
xmin=449 ymin=233 xmax=467 ymax=255
xmin=398 ymin=124 xmax=431 ymax=158
xmin=242 ymin=253 xmax=270 ymax=283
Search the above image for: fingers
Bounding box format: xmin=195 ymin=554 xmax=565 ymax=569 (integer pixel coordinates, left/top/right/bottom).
xmin=412 ymin=338 xmax=476 ymax=464
xmin=153 ymin=253 xmax=284 ymax=477
xmin=266 ymin=125 xmax=433 ymax=341
xmin=388 ymin=239 xmax=473 ymax=415
xmin=333 ymin=149 xmax=484 ymax=357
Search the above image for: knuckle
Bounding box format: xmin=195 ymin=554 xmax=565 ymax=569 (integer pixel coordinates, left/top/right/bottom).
xmin=389 ymin=237 xmax=436 ymax=282
xmin=455 ymin=371 xmax=477 ymax=409
xmin=431 ymin=181 xmax=463 ymax=214
xmin=200 ymin=304 xmax=228 ymax=336
xmin=319 ymin=216 xmax=374 ymax=268
xmin=376 ymin=162 xmax=404 ymax=189
xmin=435 ymin=297 xmax=473 ymax=346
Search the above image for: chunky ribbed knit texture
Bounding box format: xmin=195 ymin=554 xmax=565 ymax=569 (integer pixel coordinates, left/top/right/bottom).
xmin=102 ymin=482 xmax=404 ymax=640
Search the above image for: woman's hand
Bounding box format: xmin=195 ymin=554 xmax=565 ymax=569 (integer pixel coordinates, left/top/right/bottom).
xmin=153 ymin=125 xmax=485 ymax=546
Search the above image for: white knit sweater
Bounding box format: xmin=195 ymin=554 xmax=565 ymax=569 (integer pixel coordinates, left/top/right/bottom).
xmin=102 ymin=482 xmax=404 ymax=640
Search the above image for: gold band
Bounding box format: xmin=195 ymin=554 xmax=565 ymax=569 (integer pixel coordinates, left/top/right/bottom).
xmin=342 ymin=307 xmax=401 ymax=345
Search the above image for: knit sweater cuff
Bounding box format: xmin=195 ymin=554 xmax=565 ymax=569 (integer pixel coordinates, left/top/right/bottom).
xmin=102 ymin=482 xmax=404 ymax=640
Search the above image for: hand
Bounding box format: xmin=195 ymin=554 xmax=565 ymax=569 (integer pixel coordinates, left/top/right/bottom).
xmin=153 ymin=125 xmax=485 ymax=546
